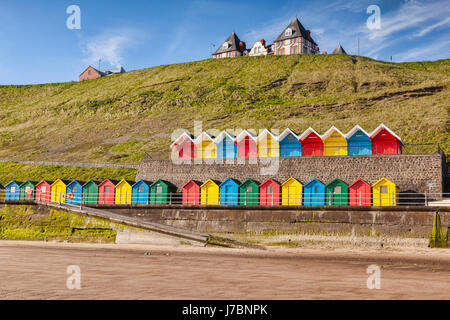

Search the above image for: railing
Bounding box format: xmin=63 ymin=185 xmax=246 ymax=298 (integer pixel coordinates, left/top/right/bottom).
xmin=2 ymin=190 xmax=449 ymax=207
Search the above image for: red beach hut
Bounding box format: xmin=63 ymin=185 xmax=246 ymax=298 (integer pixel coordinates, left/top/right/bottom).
xmin=299 ymin=127 xmax=323 ymax=156
xmin=236 ymin=130 xmax=258 ymax=158
xmin=98 ymin=179 xmax=119 ymax=204
xmin=370 ymin=124 xmax=403 ymax=155
xmin=349 ymin=178 xmax=371 ymax=206
xmin=182 ymin=180 xmax=201 ymax=205
xmin=170 ymin=132 xmax=197 ymax=159
xmin=259 ymin=178 xmax=281 ymax=205
xmin=35 ymin=180 xmax=53 ymax=202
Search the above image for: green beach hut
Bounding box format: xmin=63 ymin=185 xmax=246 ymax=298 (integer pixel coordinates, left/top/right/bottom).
xmin=150 ymin=179 xmax=177 ymax=205
xmin=19 ymin=180 xmax=38 ymax=201
xmin=82 ymin=180 xmax=100 ymax=204
xmin=325 ymin=178 xmax=349 ymax=206
xmin=239 ymin=179 xmax=259 ymax=205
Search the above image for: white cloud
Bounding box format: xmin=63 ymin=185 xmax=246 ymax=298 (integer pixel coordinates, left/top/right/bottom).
xmin=415 ymin=16 xmax=450 ymax=37
xmin=79 ymin=28 xmax=146 ymax=68
xmin=395 ymin=37 xmax=450 ymax=61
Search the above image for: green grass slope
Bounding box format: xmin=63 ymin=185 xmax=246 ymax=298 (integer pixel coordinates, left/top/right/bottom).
xmin=0 ymin=55 xmax=449 ymax=164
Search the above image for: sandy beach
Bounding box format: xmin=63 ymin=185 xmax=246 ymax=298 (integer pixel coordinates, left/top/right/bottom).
xmin=0 ymin=240 xmax=449 ymax=300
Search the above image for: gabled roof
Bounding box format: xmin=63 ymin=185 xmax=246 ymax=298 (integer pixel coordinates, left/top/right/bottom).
xmin=282 ymin=177 xmax=302 ymax=186
xmin=325 ymin=178 xmax=348 ymax=187
xmin=219 ymin=177 xmax=240 ymax=187
xmin=150 ymin=179 xmax=176 ymax=189
xmin=345 ymin=125 xmax=371 ymax=140
xmin=332 ymin=43 xmax=347 ymax=54
xmin=51 ymin=179 xmax=71 ymax=186
xmin=372 ymin=177 xmax=395 ymax=187
xmin=79 ymin=65 xmax=101 ymax=77
xmin=6 ymin=180 xmax=23 ymax=187
xmin=277 ymin=128 xmax=299 ymax=141
xmin=213 ymin=32 xmax=245 ymax=55
xmin=36 ymin=180 xmax=54 ymax=187
xmin=99 ymin=179 xmax=120 ymax=187
xmin=170 ymin=131 xmax=195 ymax=148
xmin=369 ymin=124 xmax=403 ymax=144
xmin=132 ymin=179 xmax=151 ymax=188
xmin=213 ymin=131 xmax=236 ymax=143
xmin=239 ymin=178 xmax=260 ymax=187
xmin=182 ymin=179 xmax=201 ymax=189
xmin=298 ymin=127 xmax=322 ymax=141
xmin=349 ymin=178 xmax=370 ymax=188
xmin=194 ymin=131 xmax=215 ymax=143
xmin=19 ymin=180 xmax=39 ymax=187
xmin=257 ymin=129 xmax=278 ymax=141
xmin=236 ymin=130 xmax=258 ymax=142
xmin=200 ymin=179 xmax=220 ymax=188
xmin=67 ymin=180 xmax=86 ymax=188
xmin=304 ymin=178 xmax=325 ymax=187
xmin=274 ymin=17 xmax=317 ymax=45
xmin=259 ymin=178 xmax=280 ymax=187
xmin=321 ymin=126 xmax=346 ymax=141
xmin=82 ymin=180 xmax=101 ymax=187
xmin=116 ymin=179 xmax=135 ymax=187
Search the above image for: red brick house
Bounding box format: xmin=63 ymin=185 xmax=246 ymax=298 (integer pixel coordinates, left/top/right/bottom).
xmin=78 ymin=66 xmax=126 ymax=81
xmin=212 ymin=32 xmax=247 ymax=59
xmin=273 ymin=17 xmax=319 ymax=55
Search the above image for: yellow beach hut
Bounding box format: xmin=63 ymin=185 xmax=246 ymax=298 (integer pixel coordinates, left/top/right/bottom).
xmin=50 ymin=179 xmax=70 ymax=203
xmin=257 ymin=129 xmax=279 ymax=158
xmin=115 ymin=179 xmax=134 ymax=204
xmin=322 ymin=126 xmax=347 ymax=156
xmin=200 ymin=179 xmax=220 ymax=205
xmin=282 ymin=177 xmax=303 ymax=205
xmin=195 ymin=132 xmax=217 ymax=159
xmin=372 ymin=178 xmax=398 ymax=206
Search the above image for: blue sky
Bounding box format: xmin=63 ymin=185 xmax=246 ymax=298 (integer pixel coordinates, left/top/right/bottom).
xmin=0 ymin=0 xmax=449 ymax=84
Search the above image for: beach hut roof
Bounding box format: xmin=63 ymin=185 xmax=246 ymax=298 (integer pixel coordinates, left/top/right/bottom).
xmin=236 ymin=130 xmax=258 ymax=142
xmin=132 ymin=179 xmax=151 ymax=188
xmin=298 ymin=127 xmax=322 ymax=141
xmin=239 ymin=178 xmax=259 ymax=186
xmin=170 ymin=131 xmax=195 ymax=148
xmin=257 ymin=128 xmax=278 ymax=141
xmin=67 ymin=180 xmax=86 ymax=188
xmin=150 ymin=179 xmax=176 ymax=189
xmin=117 ymin=179 xmax=135 ymax=186
xmin=182 ymin=179 xmax=201 ymax=189
xmin=219 ymin=177 xmax=240 ymax=187
xmin=304 ymin=178 xmax=324 ymax=187
xmin=277 ymin=128 xmax=299 ymax=141
xmin=36 ymin=180 xmax=54 ymax=187
xmin=349 ymin=178 xmax=370 ymax=188
xmin=345 ymin=125 xmax=371 ymax=139
xmin=194 ymin=131 xmax=215 ymax=143
xmin=200 ymin=179 xmax=220 ymax=188
xmin=325 ymin=178 xmax=347 ymax=187
xmin=259 ymin=178 xmax=280 ymax=187
xmin=321 ymin=126 xmax=346 ymax=141
xmin=6 ymin=180 xmax=23 ymax=187
xmin=82 ymin=180 xmax=101 ymax=187
xmin=51 ymin=179 xmax=71 ymax=186
xmin=99 ymin=179 xmax=120 ymax=186
xmin=213 ymin=131 xmax=236 ymax=143
xmin=369 ymin=124 xmax=403 ymax=144
xmin=19 ymin=180 xmax=39 ymax=187
xmin=372 ymin=177 xmax=394 ymax=187
xmin=282 ymin=177 xmax=302 ymax=186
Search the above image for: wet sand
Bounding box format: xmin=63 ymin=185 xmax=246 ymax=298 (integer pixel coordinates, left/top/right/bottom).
xmin=0 ymin=241 xmax=449 ymax=300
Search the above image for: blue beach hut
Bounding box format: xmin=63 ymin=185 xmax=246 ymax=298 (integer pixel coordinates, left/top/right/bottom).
xmin=214 ymin=131 xmax=237 ymax=159
xmin=345 ymin=125 xmax=371 ymax=155
xmin=303 ymin=178 xmax=326 ymax=206
xmin=5 ymin=181 xmax=22 ymax=201
xmin=132 ymin=180 xmax=151 ymax=204
xmin=219 ymin=178 xmax=240 ymax=205
xmin=66 ymin=180 xmax=85 ymax=204
xmin=278 ymin=128 xmax=301 ymax=157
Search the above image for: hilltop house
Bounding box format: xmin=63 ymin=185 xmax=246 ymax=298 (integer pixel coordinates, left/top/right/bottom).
xmin=79 ymin=65 xmax=126 ymax=81
xmin=213 ymin=17 xmax=319 ymax=58
xmin=212 ymin=32 xmax=247 ymax=58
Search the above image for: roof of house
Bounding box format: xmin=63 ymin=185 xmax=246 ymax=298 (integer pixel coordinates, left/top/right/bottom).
xmin=278 ymin=128 xmax=300 ymax=141
xmin=274 ymin=17 xmax=317 ymax=45
xmin=345 ymin=125 xmax=371 ymax=140
xmin=213 ymin=131 xmax=236 ymax=143
xmin=369 ymin=124 xmax=403 ymax=144
xmin=298 ymin=127 xmax=322 ymax=141
xmin=79 ymin=65 xmax=126 ymax=77
xmin=213 ymin=32 xmax=246 ymax=55
xmin=170 ymin=131 xmax=195 ymax=148
xmin=321 ymin=126 xmax=346 ymax=141
xmin=236 ymin=130 xmax=258 ymax=142
xmin=332 ymin=43 xmax=347 ymax=54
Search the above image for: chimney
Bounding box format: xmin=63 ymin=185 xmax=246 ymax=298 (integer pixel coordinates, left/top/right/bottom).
xmin=306 ymin=30 xmax=311 ymax=40
xmin=322 ymin=51 xmax=327 ymax=55
xmin=260 ymin=39 xmax=266 ymax=47
xmin=239 ymin=41 xmax=247 ymax=52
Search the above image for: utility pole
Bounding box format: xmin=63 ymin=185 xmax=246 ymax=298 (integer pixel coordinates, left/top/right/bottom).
xmin=98 ymin=58 xmax=101 ymax=70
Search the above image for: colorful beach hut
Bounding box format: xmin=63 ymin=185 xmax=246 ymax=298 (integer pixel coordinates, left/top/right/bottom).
xmin=236 ymin=130 xmax=258 ymax=158
xmin=370 ymin=124 xmax=403 ymax=155
xmin=150 ymin=179 xmax=177 ymax=205
xmin=170 ymin=132 xmax=197 ymax=159
xmin=259 ymin=178 xmax=281 ymax=205
xmin=372 ymin=178 xmax=398 ymax=206
xmin=132 ymin=180 xmax=151 ymax=205
xmin=82 ymin=180 xmax=100 ymax=204
xmin=0 ymin=183 xmax=5 ymax=201
xmin=66 ymin=180 xmax=85 ymax=205
xmin=346 ymin=125 xmax=371 ymax=155
xmin=257 ymin=129 xmax=279 ymax=158
xmin=299 ymin=127 xmax=323 ymax=156
xmin=182 ymin=180 xmax=201 ymax=205
xmin=239 ymin=179 xmax=259 ymax=205
xmin=115 ymin=179 xmax=134 ymax=204
xmin=349 ymin=178 xmax=371 ymax=206
xmin=303 ymin=178 xmax=326 ymax=206
xmin=5 ymin=181 xmax=22 ymax=201
xmin=278 ymin=129 xmax=301 ymax=157
xmin=215 ymin=131 xmax=237 ymax=159
xmin=51 ymin=179 xmax=70 ymax=203
xmin=19 ymin=181 xmax=38 ymax=201
xmin=281 ymin=177 xmax=303 ymax=205
xmin=195 ymin=132 xmax=217 ymax=159
xmin=219 ymin=178 xmax=240 ymax=205
xmin=325 ymin=178 xmax=349 ymax=206
xmin=98 ymin=179 xmax=119 ymax=204
xmin=322 ymin=126 xmax=347 ymax=156
xmin=35 ymin=180 xmax=53 ymax=202
xmin=200 ymin=179 xmax=220 ymax=205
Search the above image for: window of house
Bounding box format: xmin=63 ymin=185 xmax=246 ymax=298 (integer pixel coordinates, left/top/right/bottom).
xmin=138 ymin=186 xmax=144 ymax=192
xmin=246 ymin=186 xmax=252 ymax=192
xmin=11 ymin=187 xmax=15 ymax=193
xmin=333 ymin=186 xmax=341 ymax=194
xmin=105 ymin=186 xmax=110 ymax=193
xmin=41 ymin=186 xmax=46 ymax=192
xmin=156 ymin=186 xmax=163 ymax=193
xmin=73 ymin=187 xmax=77 ymax=192
xmin=380 ymin=186 xmax=388 ymax=194
xmin=285 ymin=28 xmax=292 ymax=36
xmin=267 ymin=186 xmax=273 ymax=194
xmin=223 ymin=42 xmax=228 ymax=49
xmin=314 ymin=186 xmax=318 ymax=194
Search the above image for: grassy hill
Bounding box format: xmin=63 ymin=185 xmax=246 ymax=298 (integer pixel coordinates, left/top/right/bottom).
xmin=0 ymin=54 xmax=449 ymax=165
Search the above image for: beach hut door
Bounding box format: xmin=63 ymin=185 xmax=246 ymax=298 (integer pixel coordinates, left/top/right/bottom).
xmin=289 ymin=186 xmax=297 ymax=205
